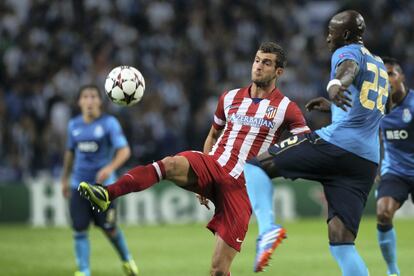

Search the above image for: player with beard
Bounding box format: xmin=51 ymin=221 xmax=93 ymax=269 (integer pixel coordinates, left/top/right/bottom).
xmin=78 ymin=42 xmax=310 ymax=276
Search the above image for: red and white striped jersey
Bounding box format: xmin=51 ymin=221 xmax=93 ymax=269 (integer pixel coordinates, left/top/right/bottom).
xmin=210 ymin=85 xmax=310 ymax=179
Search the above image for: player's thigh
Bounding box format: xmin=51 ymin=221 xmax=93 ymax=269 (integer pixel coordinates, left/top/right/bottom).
xmin=259 ymin=133 xmax=332 ymax=180
xmin=161 ymin=155 xmax=197 ymax=186
xmin=94 ymin=200 xmax=117 ymax=231
xmin=211 ymin=234 xmax=238 ymax=275
xmin=207 ymin=178 xmax=251 ymax=252
xmin=324 ymin=181 xmax=368 ymax=238
xmin=325 ymin=153 xmax=377 ymax=238
xmin=69 ymin=189 xmax=92 ymax=231
xmin=175 ymin=151 xmax=227 ymax=197
xmin=377 ymin=173 xmax=411 ymax=207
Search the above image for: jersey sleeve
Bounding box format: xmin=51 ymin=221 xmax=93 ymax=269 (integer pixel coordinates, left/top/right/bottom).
xmin=66 ymin=120 xmax=75 ymax=151
xmin=285 ymin=102 xmax=310 ymax=135
xmin=107 ymin=116 xmax=128 ymax=149
xmin=212 ymin=91 xmax=227 ymax=130
xmin=332 ymin=46 xmax=361 ymax=74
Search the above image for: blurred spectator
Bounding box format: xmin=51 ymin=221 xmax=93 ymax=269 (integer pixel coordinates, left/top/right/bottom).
xmin=0 ymin=0 xmax=413 ymax=181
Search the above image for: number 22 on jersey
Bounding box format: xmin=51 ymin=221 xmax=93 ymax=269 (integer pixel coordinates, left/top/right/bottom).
xmin=360 ymin=47 xmax=389 ymax=114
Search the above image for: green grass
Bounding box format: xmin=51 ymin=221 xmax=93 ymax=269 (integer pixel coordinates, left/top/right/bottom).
xmin=1 ymin=217 xmax=413 ymax=275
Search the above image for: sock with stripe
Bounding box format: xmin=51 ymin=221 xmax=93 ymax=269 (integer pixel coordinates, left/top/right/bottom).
xmin=377 ymin=224 xmax=400 ymax=275
xmin=107 ymin=161 xmax=165 ymax=200
xmin=244 ymin=162 xmax=276 ymax=235
xmin=74 ymin=231 xmax=90 ymax=276
xmin=329 ymin=243 xmax=368 ymax=276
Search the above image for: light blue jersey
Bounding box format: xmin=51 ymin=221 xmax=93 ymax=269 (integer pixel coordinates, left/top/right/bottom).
xmin=316 ymin=44 xmax=389 ymax=163
xmin=66 ymin=114 xmax=128 ymax=188
xmin=381 ymin=90 xmax=414 ymax=176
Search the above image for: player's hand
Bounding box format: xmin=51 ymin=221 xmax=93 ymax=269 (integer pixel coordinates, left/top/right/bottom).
xmin=196 ymin=194 xmax=210 ymax=210
xmin=96 ymin=165 xmax=113 ymax=184
xmin=328 ymin=85 xmax=352 ymax=111
xmin=61 ymin=179 xmax=70 ymax=198
xmin=305 ymin=97 xmax=332 ymax=112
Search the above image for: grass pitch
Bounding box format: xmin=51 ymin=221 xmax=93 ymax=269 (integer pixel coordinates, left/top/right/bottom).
xmin=1 ymin=217 xmax=413 ymax=275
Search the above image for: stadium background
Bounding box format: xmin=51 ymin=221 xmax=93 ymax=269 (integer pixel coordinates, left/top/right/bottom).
xmin=0 ymin=0 xmax=413 ymax=275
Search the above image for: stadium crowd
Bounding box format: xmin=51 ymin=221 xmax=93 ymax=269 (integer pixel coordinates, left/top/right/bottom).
xmin=0 ymin=0 xmax=413 ymax=181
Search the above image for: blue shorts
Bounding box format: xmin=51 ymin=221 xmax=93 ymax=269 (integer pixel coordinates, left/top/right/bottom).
xmin=255 ymin=132 xmax=377 ymax=236
xmin=376 ymin=173 xmax=414 ymax=205
xmin=69 ymin=188 xmax=117 ymax=232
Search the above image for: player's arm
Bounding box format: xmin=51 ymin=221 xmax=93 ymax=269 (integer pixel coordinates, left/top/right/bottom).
xmin=197 ymin=126 xmax=223 ymax=210
xmin=203 ymin=126 xmax=222 ymax=154
xmin=327 ymin=60 xmax=359 ymax=111
xmin=375 ymin=130 xmax=384 ymax=183
xmin=97 ymin=117 xmax=131 ymax=183
xmin=61 ymin=150 xmax=74 ymax=198
xmin=286 ymin=102 xmax=311 ymax=135
xmin=204 ymin=91 xmax=226 ymax=153
xmin=198 ymin=92 xmax=226 ymax=209
xmin=305 ymin=97 xmax=332 ymax=112
xmin=96 ymin=146 xmax=131 ymax=184
xmin=307 ymin=60 xmax=359 ymax=112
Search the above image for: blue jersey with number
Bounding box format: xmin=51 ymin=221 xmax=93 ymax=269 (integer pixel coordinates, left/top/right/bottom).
xmin=316 ymin=44 xmax=389 ymax=163
xmin=381 ymin=90 xmax=414 ymax=176
xmin=66 ymin=114 xmax=128 ymax=188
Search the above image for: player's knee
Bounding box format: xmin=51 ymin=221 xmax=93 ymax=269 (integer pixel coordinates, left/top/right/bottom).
xmin=73 ymin=222 xmax=89 ymax=232
xmin=376 ymin=207 xmax=394 ymax=224
xmin=210 ymin=267 xmax=226 ymax=276
xmin=328 ymin=217 xmax=355 ymax=243
xmin=102 ymin=227 xmax=117 ymax=238
xmin=210 ymin=254 xmax=231 ymax=276
xmin=161 ymin=156 xmax=179 ymax=177
xmin=246 ymin=157 xmax=262 ymax=168
xmin=246 ymin=153 xmax=278 ymax=178
xmin=74 ymin=231 xmax=88 ymax=240
xmin=161 ymin=156 xmax=189 ymax=181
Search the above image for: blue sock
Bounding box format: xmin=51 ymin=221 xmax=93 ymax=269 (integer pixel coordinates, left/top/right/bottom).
xmin=74 ymin=231 xmax=90 ymax=276
xmin=329 ymin=243 xmax=368 ymax=276
xmin=245 ymin=163 xmax=275 ymax=235
xmin=107 ymin=228 xmax=131 ymax=261
xmin=378 ymin=225 xmax=400 ymax=275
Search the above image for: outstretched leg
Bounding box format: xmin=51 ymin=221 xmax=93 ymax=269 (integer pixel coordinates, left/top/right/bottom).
xmin=377 ymin=196 xmax=400 ymax=275
xmin=244 ymin=158 xmax=287 ymax=273
xmin=79 ymin=156 xmax=197 ymax=211
xmin=245 ymin=162 xmax=276 ymax=234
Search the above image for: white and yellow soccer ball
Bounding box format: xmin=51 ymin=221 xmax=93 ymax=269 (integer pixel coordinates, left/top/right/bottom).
xmin=104 ymin=65 xmax=145 ymax=106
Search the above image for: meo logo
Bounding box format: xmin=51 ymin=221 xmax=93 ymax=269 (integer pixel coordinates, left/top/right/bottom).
xmin=385 ymin=130 xmax=408 ymax=140
xmin=78 ymin=141 xmax=99 ymax=152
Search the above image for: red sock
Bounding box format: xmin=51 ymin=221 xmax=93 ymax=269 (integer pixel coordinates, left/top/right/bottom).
xmin=107 ymin=161 xmax=166 ymax=200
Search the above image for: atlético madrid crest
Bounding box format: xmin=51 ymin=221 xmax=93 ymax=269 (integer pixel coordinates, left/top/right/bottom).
xmin=265 ymin=106 xmax=277 ymax=120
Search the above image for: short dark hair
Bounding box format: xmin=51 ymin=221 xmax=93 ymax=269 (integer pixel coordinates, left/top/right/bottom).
xmin=382 ymin=56 xmax=403 ymax=74
xmin=76 ymin=84 xmax=102 ymax=101
xmin=258 ymin=42 xmax=287 ymax=68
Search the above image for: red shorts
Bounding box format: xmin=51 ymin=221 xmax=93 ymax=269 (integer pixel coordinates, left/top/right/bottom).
xmin=178 ymin=151 xmax=252 ymax=251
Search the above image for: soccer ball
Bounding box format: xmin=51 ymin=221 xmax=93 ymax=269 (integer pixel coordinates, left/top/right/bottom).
xmin=104 ymin=66 xmax=145 ymax=106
